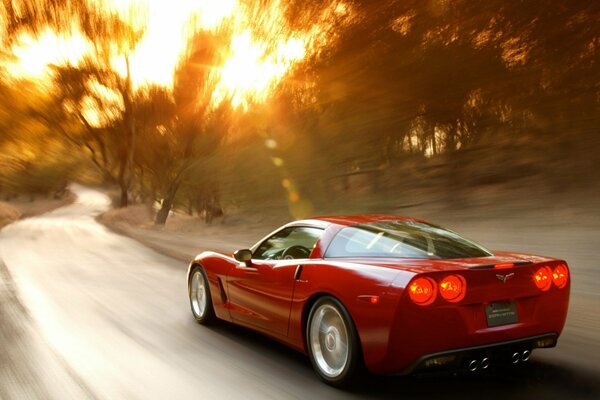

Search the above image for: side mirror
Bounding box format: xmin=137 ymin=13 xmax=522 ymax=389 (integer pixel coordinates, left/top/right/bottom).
xmin=233 ymin=249 xmax=253 ymax=263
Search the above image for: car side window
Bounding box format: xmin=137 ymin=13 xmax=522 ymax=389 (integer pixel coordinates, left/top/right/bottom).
xmin=253 ymin=227 xmax=323 ymax=260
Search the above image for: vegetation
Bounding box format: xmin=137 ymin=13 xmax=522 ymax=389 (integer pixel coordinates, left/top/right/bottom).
xmin=0 ymin=1 xmax=598 ymax=223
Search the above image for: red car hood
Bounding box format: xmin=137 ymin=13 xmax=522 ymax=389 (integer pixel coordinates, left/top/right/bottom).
xmin=324 ymin=251 xmax=556 ymax=274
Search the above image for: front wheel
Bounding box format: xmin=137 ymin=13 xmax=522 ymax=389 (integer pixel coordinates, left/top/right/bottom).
xmin=307 ymin=296 xmax=361 ymax=387
xmin=188 ymin=266 xmax=217 ymax=324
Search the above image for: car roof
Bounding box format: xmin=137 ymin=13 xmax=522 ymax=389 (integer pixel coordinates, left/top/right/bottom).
xmin=291 ymin=214 xmax=426 ymax=228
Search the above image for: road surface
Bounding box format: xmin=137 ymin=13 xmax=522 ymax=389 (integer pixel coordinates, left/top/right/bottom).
xmin=0 ymin=186 xmax=598 ymax=399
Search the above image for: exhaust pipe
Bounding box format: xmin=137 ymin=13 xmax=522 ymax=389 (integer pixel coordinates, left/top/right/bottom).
xmin=480 ymin=357 xmax=490 ymax=369
xmin=468 ymin=359 xmax=479 ymax=372
xmin=521 ymin=350 xmax=531 ymax=362
xmin=511 ymin=352 xmax=520 ymax=364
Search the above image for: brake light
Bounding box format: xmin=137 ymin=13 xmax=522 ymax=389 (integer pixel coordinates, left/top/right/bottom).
xmin=552 ymin=264 xmax=568 ymax=288
xmin=494 ymin=263 xmax=514 ymax=269
xmin=408 ymin=277 xmax=437 ymax=306
xmin=439 ymin=275 xmax=467 ymax=302
xmin=533 ymin=266 xmax=552 ymax=291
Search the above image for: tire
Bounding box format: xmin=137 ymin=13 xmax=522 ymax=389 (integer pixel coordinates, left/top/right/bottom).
xmin=306 ymin=296 xmax=362 ymax=387
xmin=188 ymin=265 xmax=217 ymax=325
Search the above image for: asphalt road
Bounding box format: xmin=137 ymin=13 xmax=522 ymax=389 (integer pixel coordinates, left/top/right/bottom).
xmin=0 ymin=186 xmax=599 ymax=400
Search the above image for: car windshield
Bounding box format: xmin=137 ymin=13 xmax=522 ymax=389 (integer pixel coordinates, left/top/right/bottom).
xmin=325 ymin=221 xmax=492 ymax=259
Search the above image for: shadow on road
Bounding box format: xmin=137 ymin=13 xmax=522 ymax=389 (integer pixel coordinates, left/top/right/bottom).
xmin=207 ymin=320 xmax=600 ymax=400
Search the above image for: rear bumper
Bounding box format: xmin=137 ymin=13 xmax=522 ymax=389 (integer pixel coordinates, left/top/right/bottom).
xmin=360 ymin=262 xmax=570 ymax=375
xmin=399 ymin=332 xmax=558 ymax=375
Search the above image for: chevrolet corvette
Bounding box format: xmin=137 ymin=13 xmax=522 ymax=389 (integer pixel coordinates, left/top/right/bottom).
xmin=187 ymin=215 xmax=570 ymax=386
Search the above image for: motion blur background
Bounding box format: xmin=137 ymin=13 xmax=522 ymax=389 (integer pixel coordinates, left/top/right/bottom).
xmin=0 ymin=0 xmax=598 ymax=223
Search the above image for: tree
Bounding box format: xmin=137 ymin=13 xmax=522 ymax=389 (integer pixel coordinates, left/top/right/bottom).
xmin=150 ymin=34 xmax=231 ymax=225
xmin=3 ymin=0 xmax=143 ymax=206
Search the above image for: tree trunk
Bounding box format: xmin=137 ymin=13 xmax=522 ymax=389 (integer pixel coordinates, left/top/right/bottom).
xmin=119 ymin=55 xmax=136 ymax=209
xmin=117 ymin=152 xmax=129 ymax=207
xmin=154 ymin=180 xmax=181 ymax=225
xmin=119 ymin=182 xmax=128 ymax=208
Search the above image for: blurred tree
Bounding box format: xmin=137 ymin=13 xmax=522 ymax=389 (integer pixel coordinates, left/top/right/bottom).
xmin=0 ymin=78 xmax=77 ymax=196
xmin=152 ymin=97 xmax=230 ymax=224
xmin=126 ymin=33 xmax=230 ymax=225
xmin=2 ymin=0 xmax=599 ymax=217
xmin=303 ymin=0 xmax=599 ymax=166
xmin=48 ymin=57 xmax=138 ymax=206
xmin=2 ymin=0 xmax=142 ymax=206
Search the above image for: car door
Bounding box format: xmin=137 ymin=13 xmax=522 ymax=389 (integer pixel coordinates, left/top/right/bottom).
xmin=226 ymin=226 xmax=323 ymax=337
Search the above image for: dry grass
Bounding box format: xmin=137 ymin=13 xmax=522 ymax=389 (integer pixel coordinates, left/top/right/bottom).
xmin=0 ymin=193 xmax=75 ymax=229
xmin=97 ymin=205 xmax=154 ymax=228
xmin=0 ymin=202 xmax=21 ymax=228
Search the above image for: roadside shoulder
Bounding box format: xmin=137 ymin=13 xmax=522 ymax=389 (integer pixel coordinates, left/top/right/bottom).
xmin=0 ymin=192 xmax=76 ymax=230
xmin=97 ymin=206 xmax=257 ymax=263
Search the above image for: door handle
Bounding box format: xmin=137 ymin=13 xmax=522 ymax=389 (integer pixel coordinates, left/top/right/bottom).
xmin=294 ymin=265 xmax=304 ymax=281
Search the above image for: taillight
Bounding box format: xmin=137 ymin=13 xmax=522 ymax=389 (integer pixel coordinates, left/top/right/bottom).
xmin=439 ymin=275 xmax=467 ymax=302
xmin=552 ymin=264 xmax=568 ymax=288
xmin=408 ymin=277 xmax=437 ymax=306
xmin=533 ymin=266 xmax=552 ymax=291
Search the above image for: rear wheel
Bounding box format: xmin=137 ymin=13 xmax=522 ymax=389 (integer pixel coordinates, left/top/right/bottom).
xmin=307 ymin=296 xmax=361 ymax=387
xmin=188 ymin=266 xmax=217 ymax=324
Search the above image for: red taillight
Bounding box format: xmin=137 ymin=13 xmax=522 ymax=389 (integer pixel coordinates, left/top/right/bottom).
xmin=494 ymin=263 xmax=514 ymax=269
xmin=408 ymin=277 xmax=437 ymax=306
xmin=439 ymin=275 xmax=467 ymax=302
xmin=533 ymin=266 xmax=553 ymax=291
xmin=552 ymin=264 xmax=568 ymax=288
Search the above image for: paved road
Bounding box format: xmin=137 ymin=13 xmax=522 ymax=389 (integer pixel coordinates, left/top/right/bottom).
xmin=0 ymin=186 xmax=599 ymax=399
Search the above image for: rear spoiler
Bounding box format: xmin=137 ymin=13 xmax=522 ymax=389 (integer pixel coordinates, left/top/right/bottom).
xmin=469 ymin=261 xmax=533 ymax=270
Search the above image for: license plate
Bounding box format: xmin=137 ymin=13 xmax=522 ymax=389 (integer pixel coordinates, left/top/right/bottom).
xmin=485 ymin=302 xmax=519 ymax=327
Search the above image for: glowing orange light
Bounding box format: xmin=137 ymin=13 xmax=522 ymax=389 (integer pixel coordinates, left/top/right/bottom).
xmin=357 ymin=295 xmax=380 ymax=304
xmin=494 ymin=263 xmax=514 ymax=269
xmin=439 ymin=275 xmax=467 ymax=303
xmin=552 ymin=264 xmax=568 ymax=288
xmin=408 ymin=277 xmax=437 ymax=306
xmin=533 ymin=267 xmax=553 ymax=291
xmin=7 ymin=0 xmax=355 ymax=111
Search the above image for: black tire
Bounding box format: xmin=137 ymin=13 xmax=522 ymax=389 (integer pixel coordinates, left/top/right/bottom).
xmin=306 ymin=296 xmax=362 ymax=387
xmin=188 ymin=265 xmax=217 ymax=325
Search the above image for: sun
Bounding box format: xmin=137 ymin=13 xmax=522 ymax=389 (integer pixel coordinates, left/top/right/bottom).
xmin=210 ymin=30 xmax=307 ymax=110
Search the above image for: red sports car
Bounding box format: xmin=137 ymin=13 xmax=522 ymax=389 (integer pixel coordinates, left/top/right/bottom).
xmin=187 ymin=215 xmax=570 ymax=386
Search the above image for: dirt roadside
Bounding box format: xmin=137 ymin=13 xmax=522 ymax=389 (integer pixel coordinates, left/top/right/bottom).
xmin=0 ymin=193 xmax=76 ymax=229
xmin=97 ymin=205 xmax=280 ymax=261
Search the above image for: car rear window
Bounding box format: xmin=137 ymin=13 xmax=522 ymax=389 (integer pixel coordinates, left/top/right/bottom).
xmin=325 ymin=221 xmax=492 ymax=259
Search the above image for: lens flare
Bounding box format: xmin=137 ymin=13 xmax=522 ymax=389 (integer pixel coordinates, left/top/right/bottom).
xmin=98 ymin=0 xmax=237 ymax=89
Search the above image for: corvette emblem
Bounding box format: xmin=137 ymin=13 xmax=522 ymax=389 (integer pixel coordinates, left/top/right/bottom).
xmin=496 ymin=273 xmax=515 ymax=283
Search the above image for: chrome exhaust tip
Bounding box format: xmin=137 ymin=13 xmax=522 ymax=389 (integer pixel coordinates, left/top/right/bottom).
xmin=481 ymin=357 xmax=490 ymax=369
xmin=468 ymin=359 xmax=479 ymax=372
xmin=511 ymin=352 xmax=520 ymax=364
xmin=521 ymin=350 xmax=531 ymax=362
